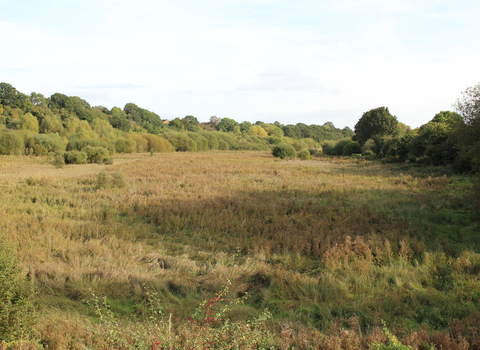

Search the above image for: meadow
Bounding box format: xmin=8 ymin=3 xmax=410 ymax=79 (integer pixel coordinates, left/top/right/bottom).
xmin=0 ymin=151 xmax=479 ymax=349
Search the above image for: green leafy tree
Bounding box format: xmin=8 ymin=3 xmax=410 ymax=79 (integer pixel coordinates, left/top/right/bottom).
xmin=354 ymin=107 xmax=399 ymax=145
xmin=239 ymin=121 xmax=252 ymax=133
xmin=454 ymin=82 xmax=480 ymax=171
xmin=40 ymin=115 xmax=64 ymax=134
xmin=20 ymin=113 xmax=39 ymax=133
xmin=168 ymin=118 xmax=185 ymax=131
xmin=262 ymin=123 xmax=284 ymax=137
xmin=0 ymin=130 xmax=24 ymax=155
xmin=216 ymin=117 xmax=240 ymax=133
xmin=248 ymin=125 xmax=268 ymax=137
xmin=124 ymin=103 xmax=164 ymax=133
xmin=110 ymin=107 xmax=132 ymax=132
xmin=0 ymin=83 xmax=31 ymax=111
xmin=182 ymin=115 xmax=200 ymax=132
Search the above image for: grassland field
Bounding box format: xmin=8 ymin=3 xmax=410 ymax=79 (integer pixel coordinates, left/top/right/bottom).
xmin=0 ymin=151 xmax=479 ymax=349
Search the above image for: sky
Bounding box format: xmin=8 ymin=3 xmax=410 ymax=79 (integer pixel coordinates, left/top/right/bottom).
xmin=1 ymin=0 xmax=480 ymax=129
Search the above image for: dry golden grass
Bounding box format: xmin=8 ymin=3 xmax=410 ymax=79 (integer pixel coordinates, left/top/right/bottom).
xmin=1 ymin=152 xmax=479 ymax=349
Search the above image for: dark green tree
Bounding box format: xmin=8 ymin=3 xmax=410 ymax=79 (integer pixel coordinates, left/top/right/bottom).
xmin=124 ymin=103 xmax=164 ymax=133
xmin=110 ymin=107 xmax=132 ymax=132
xmin=216 ymin=118 xmax=240 ymax=133
xmin=454 ymin=83 xmax=480 ymax=171
xmin=354 ymin=107 xmax=399 ymax=145
xmin=182 ymin=115 xmax=200 ymax=132
xmin=0 ymin=83 xmax=31 ymax=111
xmin=239 ymin=121 xmax=253 ymax=133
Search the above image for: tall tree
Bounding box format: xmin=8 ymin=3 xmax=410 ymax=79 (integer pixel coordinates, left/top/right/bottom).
xmin=354 ymin=107 xmax=398 ymax=145
xmin=0 ymin=83 xmax=31 ymax=110
xmin=454 ymin=82 xmax=480 ymax=170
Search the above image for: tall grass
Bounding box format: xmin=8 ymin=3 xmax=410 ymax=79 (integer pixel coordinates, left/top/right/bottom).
xmin=0 ymin=152 xmax=479 ymax=348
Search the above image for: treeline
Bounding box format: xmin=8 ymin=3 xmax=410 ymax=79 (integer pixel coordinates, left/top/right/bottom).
xmin=323 ymin=82 xmax=480 ymax=174
xmin=0 ymin=82 xmax=352 ymax=162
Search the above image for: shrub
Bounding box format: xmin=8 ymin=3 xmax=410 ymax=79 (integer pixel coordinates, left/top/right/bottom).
xmin=114 ymin=137 xmax=136 ymax=153
xmin=291 ymin=139 xmax=308 ymax=151
xmin=216 ymin=132 xmax=240 ymax=150
xmin=128 ymin=132 xmax=150 ymax=152
xmin=64 ymin=150 xmax=88 ymax=164
xmin=0 ymin=129 xmax=24 ymax=155
xmin=28 ymin=133 xmax=64 ymax=155
xmin=218 ymin=139 xmax=229 ymax=150
xmin=199 ymin=131 xmax=219 ymax=150
xmin=161 ymin=131 xmax=197 ymax=152
xmin=0 ymin=242 xmax=36 ymax=342
xmin=272 ymin=144 xmax=297 ymax=160
xmin=143 ymin=134 xmax=175 ymax=153
xmin=32 ymin=144 xmax=49 ymax=156
xmin=83 ymin=146 xmax=110 ymax=163
xmin=298 ymin=149 xmax=311 ymax=160
xmin=67 ymin=137 xmax=115 ymax=154
xmin=103 ymin=157 xmax=114 ymax=165
xmin=343 ymin=141 xmax=362 ymax=156
xmin=53 ymin=152 xmax=65 ymax=168
xmin=322 ymin=138 xmax=352 ymax=155
xmin=187 ymin=133 xmax=209 ymax=151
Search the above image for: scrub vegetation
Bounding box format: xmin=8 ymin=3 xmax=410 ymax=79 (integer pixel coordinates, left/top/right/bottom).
xmin=1 ymin=82 xmax=480 ymax=349
xmin=0 ymin=151 xmax=479 ymax=349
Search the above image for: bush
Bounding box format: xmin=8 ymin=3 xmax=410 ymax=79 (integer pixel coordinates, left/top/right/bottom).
xmin=0 ymin=129 xmax=24 ymax=155
xmin=0 ymin=242 xmax=36 ymax=342
xmin=218 ymin=139 xmax=229 ymax=150
xmin=343 ymin=141 xmax=362 ymax=156
xmin=143 ymin=134 xmax=175 ymax=153
xmin=187 ymin=133 xmax=209 ymax=151
xmin=199 ymin=131 xmax=220 ymax=150
xmin=161 ymin=131 xmax=197 ymax=152
xmin=322 ymin=138 xmax=352 ymax=155
xmin=272 ymin=143 xmax=297 ymax=160
xmin=114 ymin=137 xmax=136 ymax=153
xmin=128 ymin=132 xmax=149 ymax=152
xmin=83 ymin=146 xmax=110 ymax=163
xmin=64 ymin=150 xmax=88 ymax=164
xmin=67 ymin=137 xmax=115 ymax=154
xmin=216 ymin=132 xmax=240 ymax=150
xmin=28 ymin=133 xmax=64 ymax=155
xmin=53 ymin=152 xmax=65 ymax=168
xmin=298 ymin=149 xmax=311 ymax=160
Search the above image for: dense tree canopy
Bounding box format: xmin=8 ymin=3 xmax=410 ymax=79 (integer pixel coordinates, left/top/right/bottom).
xmin=354 ymin=107 xmax=398 ymax=145
xmin=454 ymin=82 xmax=480 ymax=170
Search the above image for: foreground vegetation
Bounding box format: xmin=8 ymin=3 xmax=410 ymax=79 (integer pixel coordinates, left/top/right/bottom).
xmin=1 ymin=151 xmax=479 ymax=349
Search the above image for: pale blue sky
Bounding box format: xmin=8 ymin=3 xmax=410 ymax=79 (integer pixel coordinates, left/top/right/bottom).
xmin=1 ymin=0 xmax=479 ymax=128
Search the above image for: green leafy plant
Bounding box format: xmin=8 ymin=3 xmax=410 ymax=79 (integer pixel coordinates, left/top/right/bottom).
xmin=298 ymin=149 xmax=311 ymax=160
xmin=272 ymin=143 xmax=296 ymax=160
xmin=374 ymin=324 xmax=412 ymax=350
xmin=0 ymin=242 xmax=36 ymax=342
